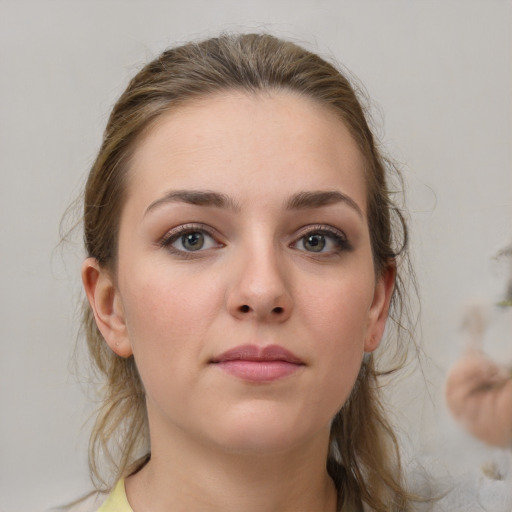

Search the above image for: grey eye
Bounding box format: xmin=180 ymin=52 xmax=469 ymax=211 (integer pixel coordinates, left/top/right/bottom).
xmin=180 ymin=232 xmax=205 ymax=251
xmin=169 ymin=230 xmax=218 ymax=252
xmin=302 ymin=234 xmax=326 ymax=252
xmin=292 ymin=227 xmax=350 ymax=255
xmin=162 ymin=225 xmax=222 ymax=255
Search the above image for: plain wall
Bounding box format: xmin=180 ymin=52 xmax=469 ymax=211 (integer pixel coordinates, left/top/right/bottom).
xmin=1 ymin=1 xmax=511 ymax=510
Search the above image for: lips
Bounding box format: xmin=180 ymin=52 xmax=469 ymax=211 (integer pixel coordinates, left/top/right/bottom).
xmin=210 ymin=344 xmax=304 ymax=382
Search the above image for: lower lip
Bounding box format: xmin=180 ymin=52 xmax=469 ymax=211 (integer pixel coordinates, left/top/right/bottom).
xmin=214 ymin=360 xmax=302 ymax=382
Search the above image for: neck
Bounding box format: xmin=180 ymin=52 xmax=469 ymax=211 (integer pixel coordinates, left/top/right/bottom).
xmin=125 ymin=416 xmax=337 ymax=512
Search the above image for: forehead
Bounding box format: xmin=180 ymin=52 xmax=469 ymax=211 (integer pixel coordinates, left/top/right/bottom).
xmin=126 ymin=90 xmax=367 ymax=212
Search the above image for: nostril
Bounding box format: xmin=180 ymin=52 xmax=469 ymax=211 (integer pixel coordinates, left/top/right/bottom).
xmin=272 ymin=306 xmax=284 ymax=314
xmin=239 ymin=305 xmax=251 ymax=313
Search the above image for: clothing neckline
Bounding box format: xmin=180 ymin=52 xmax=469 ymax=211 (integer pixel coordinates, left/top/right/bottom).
xmin=97 ymin=479 xmax=133 ymax=512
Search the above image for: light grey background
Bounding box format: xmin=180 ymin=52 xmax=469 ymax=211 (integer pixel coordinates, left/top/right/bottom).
xmin=1 ymin=1 xmax=511 ymax=510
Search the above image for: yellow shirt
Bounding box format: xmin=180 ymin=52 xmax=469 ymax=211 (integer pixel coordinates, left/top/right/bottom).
xmin=97 ymin=480 xmax=132 ymax=512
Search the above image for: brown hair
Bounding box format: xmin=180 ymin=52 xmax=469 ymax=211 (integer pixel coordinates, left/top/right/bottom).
xmin=82 ymin=33 xmax=416 ymax=511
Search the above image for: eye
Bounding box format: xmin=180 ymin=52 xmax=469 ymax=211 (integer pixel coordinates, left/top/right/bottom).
xmin=160 ymin=224 xmax=221 ymax=254
xmin=292 ymin=226 xmax=350 ymax=255
xmin=176 ymin=231 xmax=210 ymax=251
xmin=301 ymin=233 xmax=327 ymax=252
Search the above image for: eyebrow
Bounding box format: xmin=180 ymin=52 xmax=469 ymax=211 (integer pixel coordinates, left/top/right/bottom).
xmin=285 ymin=190 xmax=363 ymax=218
xmin=145 ymin=190 xmax=240 ymax=216
xmin=144 ymin=189 xmax=363 ymax=218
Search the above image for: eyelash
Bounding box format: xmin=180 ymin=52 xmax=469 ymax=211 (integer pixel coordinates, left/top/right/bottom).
xmin=159 ymin=223 xmax=351 ymax=257
xmin=291 ymin=224 xmax=352 ymax=255
xmin=159 ymin=223 xmax=222 ymax=258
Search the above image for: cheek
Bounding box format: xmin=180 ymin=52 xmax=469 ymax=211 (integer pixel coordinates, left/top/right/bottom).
xmin=119 ymin=266 xmax=224 ymax=381
xmin=300 ymin=269 xmax=374 ymax=345
xmin=123 ymin=263 xmax=220 ymax=330
xmin=297 ymin=270 xmax=374 ymax=406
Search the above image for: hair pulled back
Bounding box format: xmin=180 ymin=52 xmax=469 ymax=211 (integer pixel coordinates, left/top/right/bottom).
xmin=83 ymin=33 xmax=414 ymax=511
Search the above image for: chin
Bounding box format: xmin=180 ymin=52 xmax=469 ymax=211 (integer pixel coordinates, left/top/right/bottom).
xmin=204 ymin=405 xmax=325 ymax=455
xmin=216 ymin=429 xmax=305 ymax=455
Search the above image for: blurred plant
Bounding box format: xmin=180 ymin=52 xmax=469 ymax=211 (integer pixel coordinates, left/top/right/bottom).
xmin=494 ymin=243 xmax=512 ymax=307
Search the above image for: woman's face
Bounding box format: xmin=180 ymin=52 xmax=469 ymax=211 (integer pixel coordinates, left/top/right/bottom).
xmin=86 ymin=91 xmax=393 ymax=454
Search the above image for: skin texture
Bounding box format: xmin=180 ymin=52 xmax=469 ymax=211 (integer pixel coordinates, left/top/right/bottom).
xmin=82 ymin=91 xmax=395 ymax=512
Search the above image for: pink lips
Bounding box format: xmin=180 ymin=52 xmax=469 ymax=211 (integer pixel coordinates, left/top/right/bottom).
xmin=210 ymin=344 xmax=304 ymax=382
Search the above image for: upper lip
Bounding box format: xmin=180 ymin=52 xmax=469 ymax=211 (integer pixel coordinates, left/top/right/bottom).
xmin=211 ymin=344 xmax=304 ymax=365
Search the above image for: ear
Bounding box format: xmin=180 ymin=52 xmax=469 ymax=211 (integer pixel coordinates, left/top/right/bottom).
xmin=81 ymin=257 xmax=133 ymax=358
xmin=364 ymin=262 xmax=396 ymax=353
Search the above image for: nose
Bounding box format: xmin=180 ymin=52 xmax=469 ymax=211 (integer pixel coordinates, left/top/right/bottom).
xmin=226 ymin=244 xmax=293 ymax=323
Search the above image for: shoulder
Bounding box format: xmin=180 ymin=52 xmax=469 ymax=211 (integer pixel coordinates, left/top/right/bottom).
xmin=96 ymin=480 xmax=131 ymax=512
xmin=55 ymin=480 xmax=130 ymax=512
xmin=49 ymin=491 xmax=107 ymax=512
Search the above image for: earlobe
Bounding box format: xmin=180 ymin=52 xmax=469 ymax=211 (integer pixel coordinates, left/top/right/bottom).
xmin=364 ymin=263 xmax=396 ymax=353
xmin=81 ymin=258 xmax=133 ymax=358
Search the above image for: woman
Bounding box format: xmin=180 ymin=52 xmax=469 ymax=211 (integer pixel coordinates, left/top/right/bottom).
xmin=79 ymin=33 xmax=415 ymax=511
